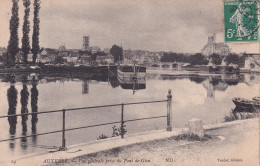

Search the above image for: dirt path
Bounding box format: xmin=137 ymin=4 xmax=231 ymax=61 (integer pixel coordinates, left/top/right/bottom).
xmin=47 ymin=118 xmax=259 ymax=166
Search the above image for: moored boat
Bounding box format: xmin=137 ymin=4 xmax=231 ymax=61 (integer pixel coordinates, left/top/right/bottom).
xmin=117 ymin=64 xmax=146 ymax=80
xmin=232 ymin=97 xmax=260 ymax=112
xmin=151 ymin=64 xmax=160 ymax=67
xmin=162 ymin=64 xmax=170 ymax=68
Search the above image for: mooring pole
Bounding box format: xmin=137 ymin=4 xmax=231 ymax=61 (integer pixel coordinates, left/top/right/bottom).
xmin=167 ymin=89 xmax=172 ymax=131
xmin=121 ymin=103 xmax=124 ymax=138
xmin=60 ymin=109 xmax=66 ymax=151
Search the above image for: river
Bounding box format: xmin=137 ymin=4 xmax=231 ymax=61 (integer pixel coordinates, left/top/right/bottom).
xmin=0 ymin=69 xmax=259 ymax=159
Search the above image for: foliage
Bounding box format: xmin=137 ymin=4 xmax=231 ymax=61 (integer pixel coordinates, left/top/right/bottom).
xmin=7 ymin=0 xmax=20 ymax=66
xmin=96 ymin=124 xmax=127 ymax=140
xmin=209 ymin=53 xmax=222 ymax=65
xmin=78 ymin=50 xmax=92 ymax=56
xmin=21 ymin=0 xmax=31 ymax=64
xmin=112 ymin=125 xmax=120 ymax=137
xmin=160 ymin=52 xmax=189 ymax=63
xmin=97 ymin=134 xmax=108 ymax=140
xmin=189 ymin=53 xmax=208 ymax=66
xmin=224 ymin=109 xmax=260 ymax=122
xmin=54 ymin=56 xmax=64 ymax=64
xmin=160 ymin=52 xmax=208 ymax=65
xmin=225 ymin=53 xmax=239 ymax=65
xmin=238 ymin=54 xmax=246 ymax=67
xmin=95 ymin=51 xmax=107 ymax=57
xmin=110 ymin=45 xmax=123 ymax=63
xmin=91 ymin=53 xmax=98 ymax=62
xmin=224 ymin=113 xmax=237 ymax=122
xmin=32 ymin=0 xmax=41 ymax=64
xmin=112 ymin=123 xmax=127 ymax=138
xmin=2 ymin=52 xmax=8 ymax=65
xmin=173 ymin=133 xmax=212 ymax=141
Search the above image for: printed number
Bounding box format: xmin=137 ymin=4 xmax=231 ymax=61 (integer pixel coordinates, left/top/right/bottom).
xmin=11 ymin=160 xmax=16 ymax=164
xmin=227 ymin=29 xmax=234 ymax=38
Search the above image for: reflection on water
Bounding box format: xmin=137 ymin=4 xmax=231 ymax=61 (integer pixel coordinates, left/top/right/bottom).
xmin=82 ymin=80 xmax=89 ymax=94
xmin=118 ymin=77 xmax=146 ymax=95
xmin=0 ymin=71 xmax=259 ymax=157
xmin=31 ymin=77 xmax=39 ymax=146
xmin=7 ymin=76 xmax=18 ymax=150
xmin=20 ymin=78 xmax=29 ymax=150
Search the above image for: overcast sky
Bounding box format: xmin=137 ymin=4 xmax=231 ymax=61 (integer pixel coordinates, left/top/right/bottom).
xmin=0 ymin=0 xmax=259 ymax=53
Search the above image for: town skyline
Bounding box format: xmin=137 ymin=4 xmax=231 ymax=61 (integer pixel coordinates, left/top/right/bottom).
xmin=0 ymin=0 xmax=259 ymax=54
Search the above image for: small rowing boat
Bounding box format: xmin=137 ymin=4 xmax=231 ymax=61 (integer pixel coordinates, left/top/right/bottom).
xmin=232 ymin=97 xmax=260 ymax=113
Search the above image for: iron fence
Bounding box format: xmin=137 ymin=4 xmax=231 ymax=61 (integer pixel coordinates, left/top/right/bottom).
xmin=0 ymin=89 xmax=173 ymax=151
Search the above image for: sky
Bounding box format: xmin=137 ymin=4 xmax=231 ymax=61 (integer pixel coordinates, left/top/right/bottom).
xmin=0 ymin=0 xmax=259 ymax=53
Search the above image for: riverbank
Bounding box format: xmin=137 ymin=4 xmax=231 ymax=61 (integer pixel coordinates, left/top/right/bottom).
xmin=1 ymin=65 xmax=258 ymax=76
xmin=6 ymin=118 xmax=258 ymax=166
xmin=0 ymin=65 xmax=118 ymax=74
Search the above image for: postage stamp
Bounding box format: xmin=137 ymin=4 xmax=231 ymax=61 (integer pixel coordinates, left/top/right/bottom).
xmin=224 ymin=0 xmax=259 ymax=42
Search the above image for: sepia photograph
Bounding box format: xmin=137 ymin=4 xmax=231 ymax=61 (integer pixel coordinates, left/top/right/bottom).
xmin=0 ymin=0 xmax=259 ymax=165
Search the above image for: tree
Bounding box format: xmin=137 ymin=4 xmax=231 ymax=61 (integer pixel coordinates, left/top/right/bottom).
xmin=189 ymin=53 xmax=208 ymax=66
xmin=110 ymin=45 xmax=123 ymax=63
xmin=31 ymin=0 xmax=40 ymax=64
xmin=209 ymin=53 xmax=222 ymax=65
xmin=91 ymin=53 xmax=97 ymax=62
xmin=160 ymin=52 xmax=189 ymax=63
xmin=238 ymin=54 xmax=246 ymax=67
xmin=7 ymin=0 xmax=20 ymax=66
xmin=160 ymin=52 xmax=178 ymax=62
xmin=54 ymin=56 xmax=64 ymax=64
xmin=225 ymin=53 xmax=239 ymax=65
xmin=22 ymin=0 xmax=31 ymax=64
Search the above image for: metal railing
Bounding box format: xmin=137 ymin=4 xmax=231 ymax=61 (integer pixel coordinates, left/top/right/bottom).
xmin=0 ymin=89 xmax=173 ymax=151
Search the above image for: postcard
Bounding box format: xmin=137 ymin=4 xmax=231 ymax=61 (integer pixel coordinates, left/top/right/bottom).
xmin=0 ymin=0 xmax=259 ymax=165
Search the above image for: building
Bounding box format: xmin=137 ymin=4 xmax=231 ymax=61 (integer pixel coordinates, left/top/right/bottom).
xmin=83 ymin=36 xmax=90 ymax=50
xmin=89 ymin=46 xmax=101 ymax=54
xmin=80 ymin=55 xmax=91 ymax=65
xmin=41 ymin=48 xmax=59 ymax=63
xmin=201 ymin=34 xmax=230 ymax=56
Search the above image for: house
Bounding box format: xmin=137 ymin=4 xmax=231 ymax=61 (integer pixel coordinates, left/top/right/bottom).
xmin=41 ymin=49 xmax=48 ymax=56
xmin=105 ymin=54 xmax=114 ymax=64
xmin=96 ymin=55 xmax=106 ymax=64
xmin=28 ymin=53 xmax=41 ymax=62
xmin=80 ymin=55 xmax=91 ymax=65
xmin=15 ymin=51 xmax=24 ymax=63
xmin=43 ymin=48 xmax=59 ymax=63
xmin=37 ymin=55 xmax=51 ymax=63
xmin=63 ymin=56 xmax=78 ymax=64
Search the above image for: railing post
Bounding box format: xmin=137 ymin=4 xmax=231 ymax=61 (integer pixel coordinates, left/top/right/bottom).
xmin=121 ymin=103 xmax=124 ymax=138
xmin=167 ymin=89 xmax=172 ymax=131
xmin=60 ymin=109 xmax=67 ymax=151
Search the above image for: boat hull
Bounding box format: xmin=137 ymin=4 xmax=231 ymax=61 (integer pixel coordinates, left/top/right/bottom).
xmin=117 ymin=70 xmax=146 ymax=79
xmin=232 ymin=97 xmax=260 ymax=112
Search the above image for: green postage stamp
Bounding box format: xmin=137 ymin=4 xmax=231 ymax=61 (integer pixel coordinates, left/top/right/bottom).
xmin=224 ymin=0 xmax=259 ymax=42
